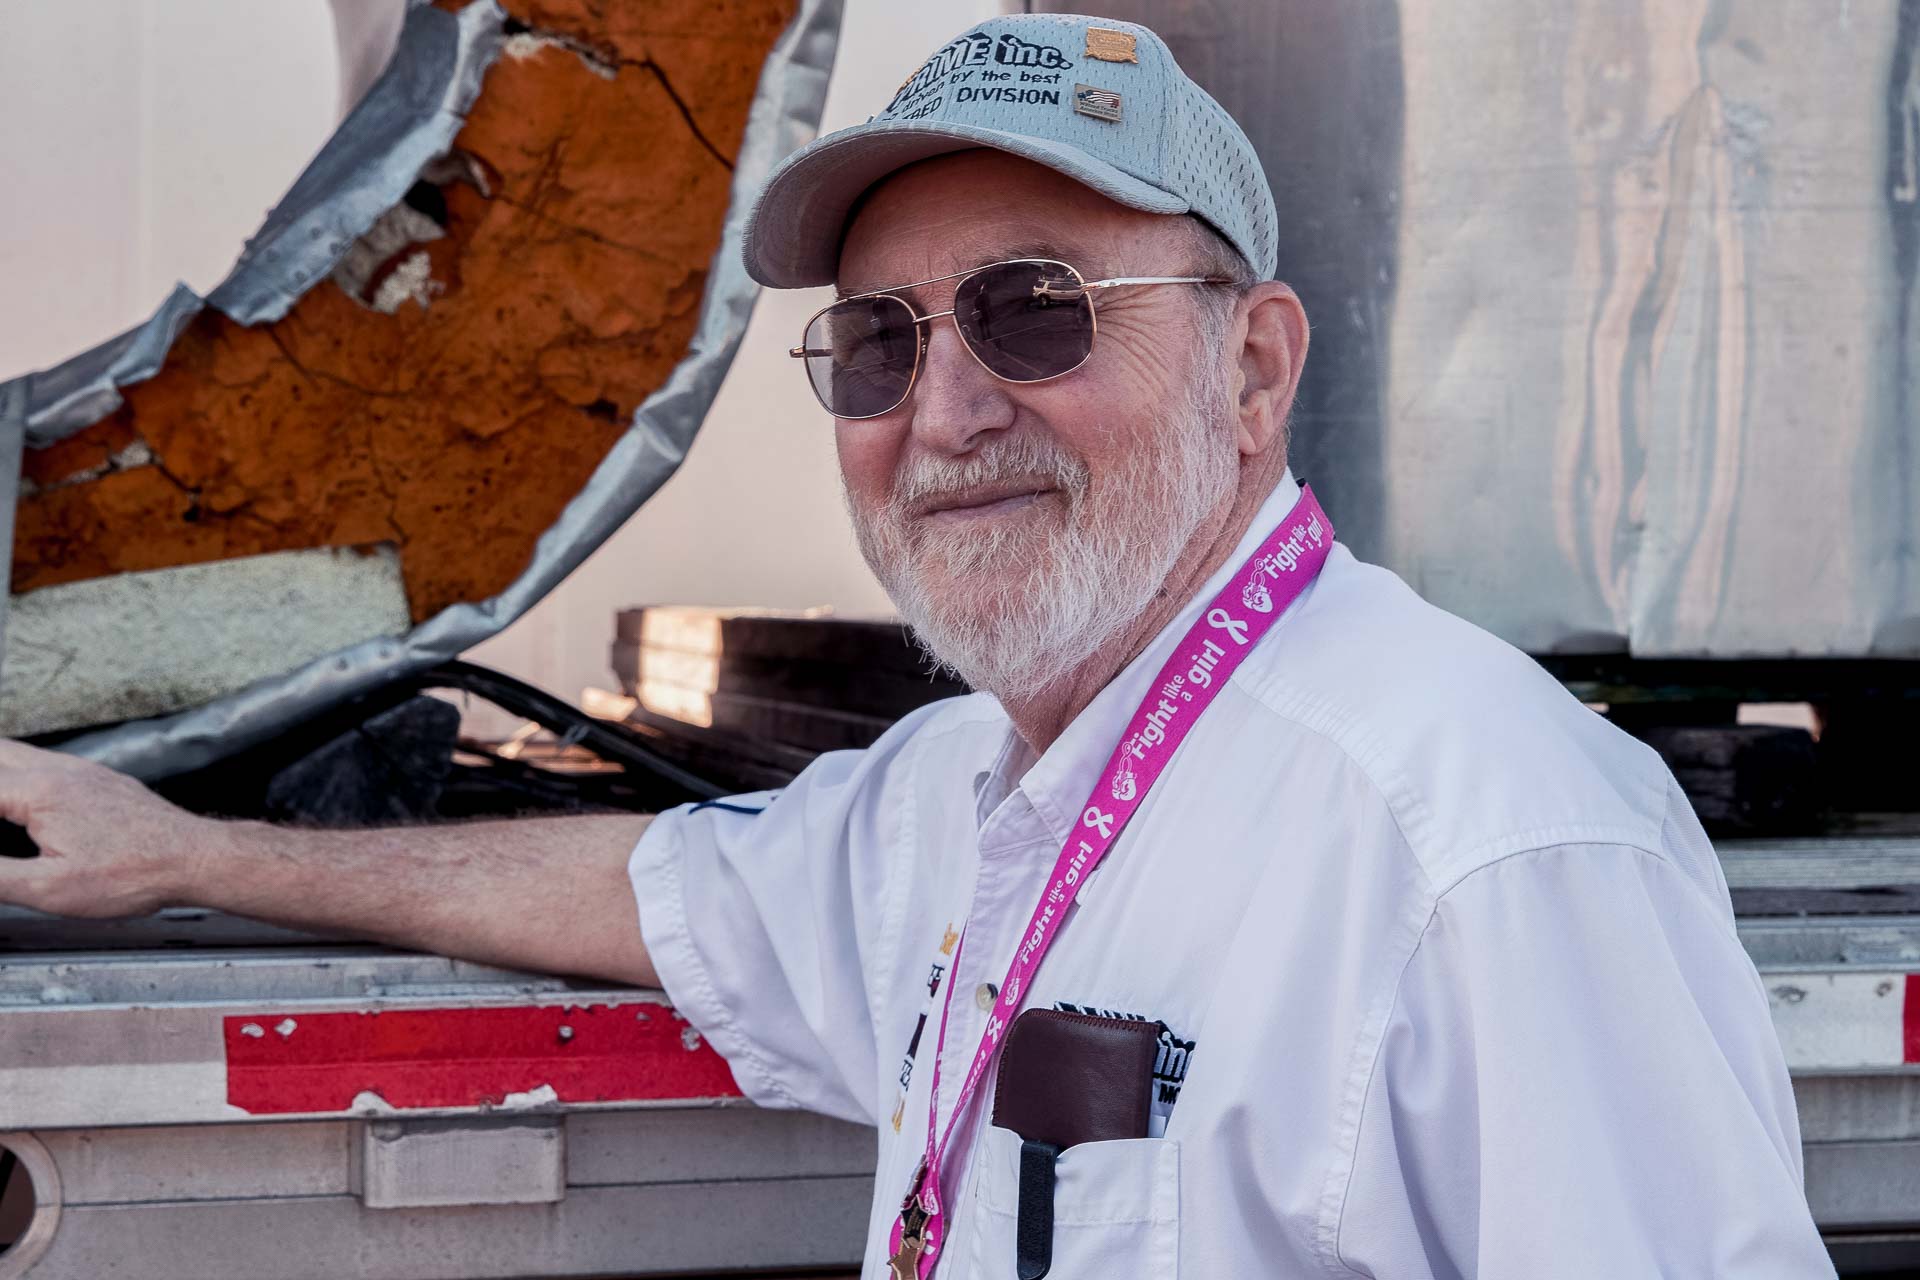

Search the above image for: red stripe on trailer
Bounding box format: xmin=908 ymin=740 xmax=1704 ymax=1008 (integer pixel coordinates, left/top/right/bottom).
xmin=224 ymin=1001 xmax=742 ymax=1114
xmin=1907 ymin=975 xmax=1920 ymax=1064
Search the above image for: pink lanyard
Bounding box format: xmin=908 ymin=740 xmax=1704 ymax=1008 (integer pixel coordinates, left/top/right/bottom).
xmin=887 ymin=486 xmax=1333 ymax=1278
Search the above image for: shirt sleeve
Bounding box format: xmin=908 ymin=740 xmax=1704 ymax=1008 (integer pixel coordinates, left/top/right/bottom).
xmin=627 ymin=698 xmax=972 ymax=1127
xmin=1335 ymin=842 xmax=1834 ymax=1279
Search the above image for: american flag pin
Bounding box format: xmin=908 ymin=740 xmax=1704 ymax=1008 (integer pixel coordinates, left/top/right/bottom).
xmin=1073 ymin=83 xmax=1123 ymax=123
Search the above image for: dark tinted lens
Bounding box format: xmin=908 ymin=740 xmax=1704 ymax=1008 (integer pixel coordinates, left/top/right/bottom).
xmin=803 ymin=295 xmax=920 ymax=417
xmin=953 ymin=261 xmax=1094 ymax=382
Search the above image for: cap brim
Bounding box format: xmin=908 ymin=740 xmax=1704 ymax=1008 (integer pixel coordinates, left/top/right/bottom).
xmin=742 ymin=119 xmax=1191 ymax=289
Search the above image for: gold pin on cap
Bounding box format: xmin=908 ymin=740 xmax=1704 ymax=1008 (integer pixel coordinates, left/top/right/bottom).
xmin=1085 ymin=27 xmax=1138 ymax=63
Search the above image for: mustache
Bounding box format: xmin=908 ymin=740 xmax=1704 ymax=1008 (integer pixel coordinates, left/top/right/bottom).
xmin=885 ymin=433 xmax=1091 ymax=516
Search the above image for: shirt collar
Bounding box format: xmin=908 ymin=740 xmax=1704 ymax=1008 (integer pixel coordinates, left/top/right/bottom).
xmin=973 ymin=468 xmax=1306 ymax=841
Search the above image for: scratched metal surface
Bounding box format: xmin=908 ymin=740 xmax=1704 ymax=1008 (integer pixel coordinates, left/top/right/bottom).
xmin=1037 ymin=0 xmax=1920 ymax=657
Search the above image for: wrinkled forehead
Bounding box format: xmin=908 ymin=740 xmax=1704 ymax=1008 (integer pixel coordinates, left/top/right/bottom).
xmin=834 ymin=151 xmax=1184 ymax=297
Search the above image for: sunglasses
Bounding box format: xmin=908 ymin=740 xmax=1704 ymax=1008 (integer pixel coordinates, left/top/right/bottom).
xmin=788 ymin=258 xmax=1228 ymax=419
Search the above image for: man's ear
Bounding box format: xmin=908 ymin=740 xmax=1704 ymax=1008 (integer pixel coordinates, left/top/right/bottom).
xmin=1233 ymin=282 xmax=1309 ymax=458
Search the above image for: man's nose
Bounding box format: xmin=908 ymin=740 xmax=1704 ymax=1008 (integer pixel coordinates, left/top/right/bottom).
xmin=906 ymin=316 xmax=1014 ymax=455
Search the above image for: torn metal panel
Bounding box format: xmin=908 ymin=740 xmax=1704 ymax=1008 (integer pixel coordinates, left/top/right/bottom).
xmin=16 ymin=284 xmax=205 ymax=450
xmin=0 ymin=0 xmax=843 ymax=779
xmin=207 ymin=0 xmax=506 ymax=327
xmin=329 ymin=0 xmax=410 ymax=119
xmin=13 ymin=1 xmax=493 ymax=446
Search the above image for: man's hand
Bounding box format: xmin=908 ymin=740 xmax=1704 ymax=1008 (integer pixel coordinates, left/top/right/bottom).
xmin=0 ymin=739 xmax=214 ymax=919
xmin=0 ymin=738 xmax=660 ymax=987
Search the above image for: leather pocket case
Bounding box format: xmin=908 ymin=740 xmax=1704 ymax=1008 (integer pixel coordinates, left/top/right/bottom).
xmin=990 ymin=1007 xmax=1160 ymax=1148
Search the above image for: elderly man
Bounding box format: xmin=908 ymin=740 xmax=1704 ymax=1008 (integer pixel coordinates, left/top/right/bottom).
xmin=0 ymin=13 xmax=1832 ymax=1279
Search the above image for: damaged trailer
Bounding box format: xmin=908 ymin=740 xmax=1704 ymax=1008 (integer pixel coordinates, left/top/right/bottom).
xmin=0 ymin=1 xmax=885 ymax=1275
xmin=4 ymin=0 xmax=1920 ymax=1277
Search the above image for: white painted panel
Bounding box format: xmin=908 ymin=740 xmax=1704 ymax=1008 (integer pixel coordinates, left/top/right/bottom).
xmin=0 ymin=6 xmax=145 ymax=380
xmin=0 ymin=1 xmax=338 ymax=383
xmin=1765 ymin=971 xmax=1908 ymax=1071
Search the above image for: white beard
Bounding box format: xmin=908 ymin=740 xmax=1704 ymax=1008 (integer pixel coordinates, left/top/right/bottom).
xmin=848 ymin=351 xmax=1240 ymax=700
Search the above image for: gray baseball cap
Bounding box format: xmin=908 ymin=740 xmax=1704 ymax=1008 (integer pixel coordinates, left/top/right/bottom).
xmin=741 ymin=13 xmax=1278 ymax=289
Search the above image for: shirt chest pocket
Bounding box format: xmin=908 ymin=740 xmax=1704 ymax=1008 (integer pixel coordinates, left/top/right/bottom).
xmin=966 ymin=1123 xmax=1180 ymax=1279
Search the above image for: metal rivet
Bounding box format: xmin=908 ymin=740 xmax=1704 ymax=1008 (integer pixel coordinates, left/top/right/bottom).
xmin=975 ymin=983 xmax=998 ymax=1011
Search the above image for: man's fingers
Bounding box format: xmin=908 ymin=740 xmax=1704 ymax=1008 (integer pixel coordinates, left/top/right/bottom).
xmin=0 ymin=802 xmax=55 ymax=905
xmin=0 ymin=768 xmax=62 ymax=857
xmin=0 ymin=820 xmax=39 ymax=861
xmin=0 ymin=742 xmax=101 ymax=830
xmin=0 ymin=767 xmax=37 ymax=825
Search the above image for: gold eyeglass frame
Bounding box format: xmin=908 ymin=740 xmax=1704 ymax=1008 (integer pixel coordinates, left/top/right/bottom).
xmin=787 ymin=257 xmax=1229 ymax=420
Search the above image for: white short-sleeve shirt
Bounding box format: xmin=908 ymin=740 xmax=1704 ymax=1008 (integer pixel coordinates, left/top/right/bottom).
xmin=628 ymin=472 xmax=1834 ymax=1278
